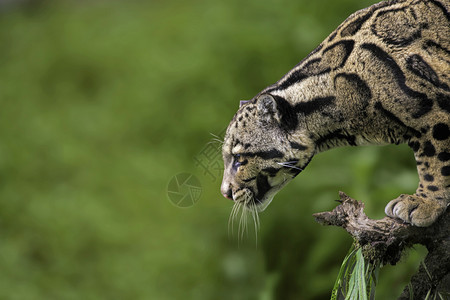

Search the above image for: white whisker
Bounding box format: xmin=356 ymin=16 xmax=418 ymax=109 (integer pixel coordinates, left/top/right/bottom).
xmin=233 ymin=202 xmax=241 ymax=235
xmin=228 ymin=202 xmax=238 ymax=236
xmin=251 ymin=202 xmax=260 ymax=247
xmin=209 ymin=133 xmax=225 ymax=144
xmin=238 ymin=203 xmax=247 ymax=243
xmin=228 ymin=192 xmax=261 ymax=246
xmin=277 ymin=161 xmax=303 ymax=171
xmin=254 ymin=202 xmax=260 ymax=230
xmin=205 ymin=140 xmax=223 ymax=152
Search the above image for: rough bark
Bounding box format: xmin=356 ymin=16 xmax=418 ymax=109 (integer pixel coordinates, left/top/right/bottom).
xmin=313 ymin=192 xmax=450 ymax=299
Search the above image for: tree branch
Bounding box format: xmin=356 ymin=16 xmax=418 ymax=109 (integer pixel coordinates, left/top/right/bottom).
xmin=313 ymin=192 xmax=450 ymax=299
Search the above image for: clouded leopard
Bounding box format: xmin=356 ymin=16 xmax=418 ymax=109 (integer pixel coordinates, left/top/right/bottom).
xmin=221 ymin=0 xmax=449 ymax=227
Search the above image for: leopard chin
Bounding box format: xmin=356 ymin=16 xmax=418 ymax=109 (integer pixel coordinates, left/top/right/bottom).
xmin=254 ymin=195 xmax=274 ymax=212
xmin=251 ymin=178 xmax=292 ymax=212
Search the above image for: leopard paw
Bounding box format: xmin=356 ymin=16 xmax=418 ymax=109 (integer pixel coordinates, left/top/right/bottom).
xmin=385 ymin=194 xmax=446 ymax=227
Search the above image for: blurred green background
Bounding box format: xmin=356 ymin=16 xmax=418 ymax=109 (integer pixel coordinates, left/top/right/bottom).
xmin=0 ymin=0 xmax=427 ymax=299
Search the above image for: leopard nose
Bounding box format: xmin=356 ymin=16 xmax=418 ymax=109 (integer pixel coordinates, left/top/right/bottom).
xmin=222 ymin=188 xmax=233 ymax=200
xmin=220 ymin=182 xmax=233 ymax=200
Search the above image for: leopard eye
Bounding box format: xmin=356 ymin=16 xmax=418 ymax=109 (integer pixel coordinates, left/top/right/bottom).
xmin=232 ymin=154 xmax=241 ymax=170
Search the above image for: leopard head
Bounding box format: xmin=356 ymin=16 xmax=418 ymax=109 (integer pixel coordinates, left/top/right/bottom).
xmin=221 ymin=93 xmax=315 ymax=211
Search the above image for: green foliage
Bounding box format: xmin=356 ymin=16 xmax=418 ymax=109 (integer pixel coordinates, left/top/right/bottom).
xmin=332 ymin=244 xmax=380 ymax=300
xmin=0 ymin=0 xmax=426 ymax=299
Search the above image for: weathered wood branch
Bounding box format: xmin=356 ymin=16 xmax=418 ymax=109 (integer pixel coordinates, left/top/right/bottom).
xmin=313 ymin=192 xmax=450 ymax=299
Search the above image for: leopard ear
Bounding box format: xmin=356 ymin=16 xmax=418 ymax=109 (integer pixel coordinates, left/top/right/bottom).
xmin=239 ymin=100 xmax=251 ymax=107
xmin=257 ymin=94 xmax=281 ymax=124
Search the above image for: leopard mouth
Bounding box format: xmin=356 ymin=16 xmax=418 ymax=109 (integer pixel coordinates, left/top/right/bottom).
xmin=233 ymin=190 xmax=274 ymax=212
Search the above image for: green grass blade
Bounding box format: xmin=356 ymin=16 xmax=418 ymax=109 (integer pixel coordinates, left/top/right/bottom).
xmin=332 ymin=244 xmax=382 ymax=300
xmin=408 ymin=283 xmax=414 ymax=300
xmin=331 ymin=244 xmax=357 ymax=300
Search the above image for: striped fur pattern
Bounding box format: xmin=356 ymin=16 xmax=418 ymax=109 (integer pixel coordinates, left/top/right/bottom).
xmin=221 ymin=0 xmax=449 ymax=227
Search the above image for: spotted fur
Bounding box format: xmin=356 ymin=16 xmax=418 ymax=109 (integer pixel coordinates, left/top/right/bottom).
xmin=221 ymin=0 xmax=450 ymax=227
